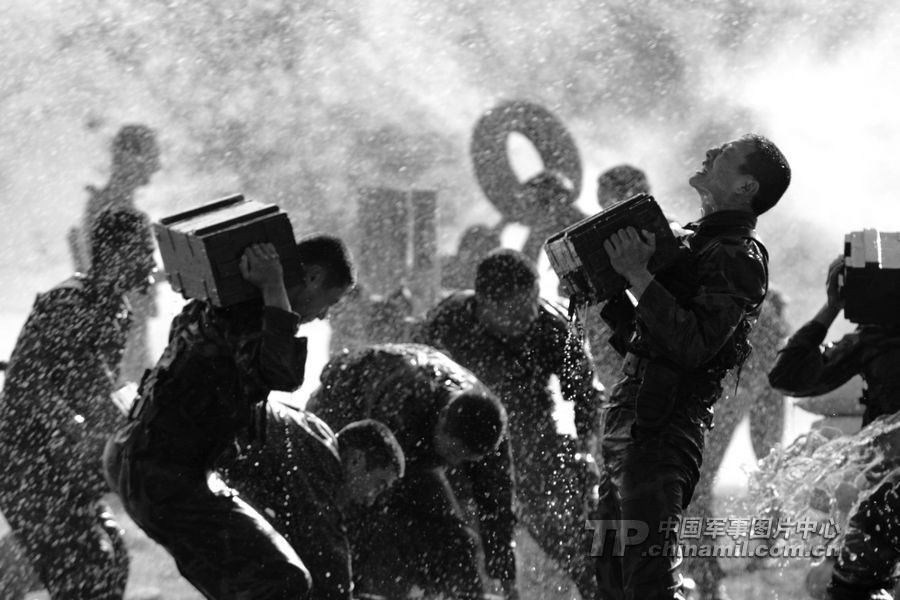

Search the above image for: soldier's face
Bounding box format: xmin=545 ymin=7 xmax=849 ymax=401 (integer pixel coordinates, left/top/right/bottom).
xmin=289 ymin=268 xmax=349 ymax=323
xmin=689 ymin=139 xmax=755 ymax=206
xmin=477 ymin=284 xmax=539 ymax=341
xmin=344 ymin=451 xmax=398 ymax=506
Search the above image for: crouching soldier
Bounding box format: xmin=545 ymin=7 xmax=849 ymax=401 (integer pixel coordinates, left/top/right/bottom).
xmin=223 ymin=402 xmax=406 ymax=600
xmin=307 ymin=343 xmax=518 ymax=600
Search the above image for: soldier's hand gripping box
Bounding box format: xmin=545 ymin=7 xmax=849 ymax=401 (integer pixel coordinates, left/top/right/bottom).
xmin=545 ymin=194 xmax=681 ymax=305
xmin=842 ymin=229 xmax=900 ymax=325
xmin=154 ymin=195 xmax=302 ymax=307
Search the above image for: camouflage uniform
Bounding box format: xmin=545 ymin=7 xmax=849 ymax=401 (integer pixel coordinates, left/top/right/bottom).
xmin=306 ymin=344 xmax=517 ymax=600
xmin=769 ymin=321 xmax=900 ymax=426
xmin=594 ymin=210 xmax=768 ymax=600
xmin=0 ymin=275 xmax=132 ymax=599
xmin=106 ymin=299 xmax=312 ymax=599
xmin=770 ymin=318 xmax=900 ymax=599
xmin=219 ymin=401 xmax=355 ymax=600
xmin=415 ymin=292 xmax=604 ymax=599
xmin=683 ymin=289 xmax=789 ymax=595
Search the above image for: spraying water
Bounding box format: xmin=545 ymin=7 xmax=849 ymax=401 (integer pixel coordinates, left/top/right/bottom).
xmin=747 ymin=412 xmax=900 ymax=562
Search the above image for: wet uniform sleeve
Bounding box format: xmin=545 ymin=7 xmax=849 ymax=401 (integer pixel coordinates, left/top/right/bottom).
xmin=463 ymin=438 xmax=517 ymax=582
xmin=635 ymin=240 xmax=767 ymax=370
xmin=230 ymin=306 xmax=308 ymax=393
xmin=767 ymin=322 xmax=862 ymax=397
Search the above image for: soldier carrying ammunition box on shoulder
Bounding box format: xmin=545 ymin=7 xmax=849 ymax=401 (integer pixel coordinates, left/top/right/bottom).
xmin=106 ymin=234 xmax=354 ymax=599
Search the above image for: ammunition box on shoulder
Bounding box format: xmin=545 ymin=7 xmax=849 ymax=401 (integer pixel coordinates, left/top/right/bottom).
xmin=154 ymin=195 xmax=301 ymax=307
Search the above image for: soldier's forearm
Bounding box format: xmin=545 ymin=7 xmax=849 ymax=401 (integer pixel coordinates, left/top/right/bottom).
xmin=261 ymin=281 xmax=291 ymax=312
xmin=812 ymin=301 xmax=841 ymax=329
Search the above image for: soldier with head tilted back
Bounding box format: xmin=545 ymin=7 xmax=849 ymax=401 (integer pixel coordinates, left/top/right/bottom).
xmin=594 ymin=135 xmax=790 ymax=600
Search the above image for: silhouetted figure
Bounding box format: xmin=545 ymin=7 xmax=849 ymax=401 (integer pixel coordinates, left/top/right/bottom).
xmin=584 ymin=164 xmax=655 ymax=391
xmin=441 ymin=224 xmax=502 ymax=291
xmin=0 ymin=209 xmax=155 ymax=599
xmin=519 ymin=170 xmax=585 ymax=264
xmin=329 ymin=284 xmax=416 ymax=353
xmin=596 ymin=164 xmax=651 ymax=209
xmin=68 ymin=124 xmax=162 ymax=384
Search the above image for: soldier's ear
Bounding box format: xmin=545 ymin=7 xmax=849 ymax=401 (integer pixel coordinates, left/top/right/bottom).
xmin=737 ymin=177 xmax=759 ymax=198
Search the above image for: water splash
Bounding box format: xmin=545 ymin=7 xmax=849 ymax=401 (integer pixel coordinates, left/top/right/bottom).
xmin=747 ymin=412 xmax=900 ymax=560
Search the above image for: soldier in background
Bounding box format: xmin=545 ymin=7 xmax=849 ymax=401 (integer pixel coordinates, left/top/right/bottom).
xmin=415 ymin=249 xmax=604 ymax=599
xmin=769 ymin=256 xmax=900 ymax=425
xmin=596 ymin=164 xmax=651 ymax=209
xmin=68 ymin=124 xmax=162 ymax=383
xmin=0 ymin=209 xmax=155 ymax=599
xmin=328 ymin=284 xmax=416 ymax=353
xmin=584 ymin=164 xmax=655 ymax=390
xmin=441 ymin=224 xmax=502 ymax=292
xmin=519 ymin=170 xmax=585 ymax=264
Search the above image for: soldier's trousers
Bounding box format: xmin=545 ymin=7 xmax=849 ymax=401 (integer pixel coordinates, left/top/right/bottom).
xmin=350 ymin=467 xmax=485 ymax=600
xmin=825 ymin=474 xmax=900 ymax=600
xmin=109 ymin=426 xmax=311 ymax=600
xmin=0 ymin=448 xmax=127 ymax=600
xmin=594 ymin=405 xmax=703 ymax=599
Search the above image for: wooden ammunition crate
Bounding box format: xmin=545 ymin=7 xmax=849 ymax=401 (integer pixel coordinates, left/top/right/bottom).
xmin=545 ymin=194 xmax=680 ymax=305
xmin=154 ymin=195 xmax=301 ymax=307
xmin=843 ymin=229 xmax=900 ymax=325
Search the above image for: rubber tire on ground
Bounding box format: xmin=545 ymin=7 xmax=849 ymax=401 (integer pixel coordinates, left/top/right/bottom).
xmin=470 ymin=100 xmax=581 ymax=225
